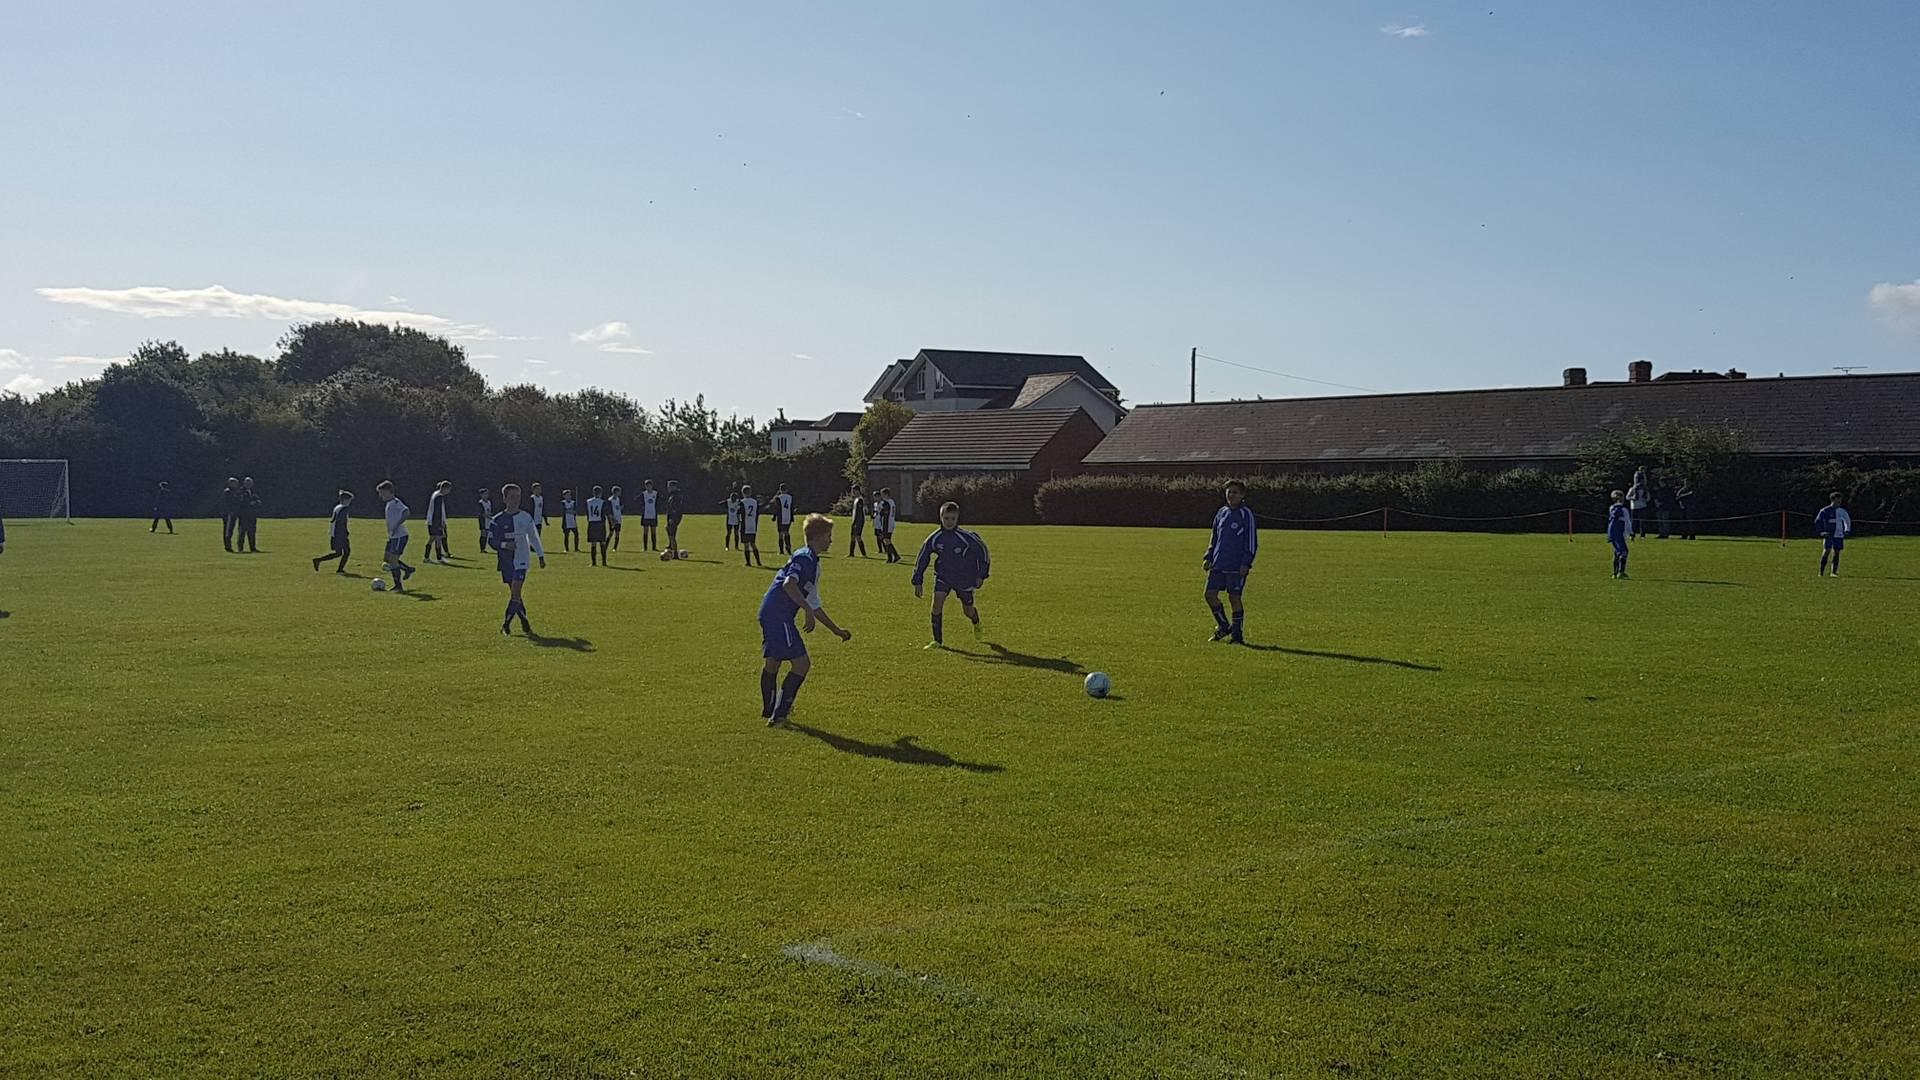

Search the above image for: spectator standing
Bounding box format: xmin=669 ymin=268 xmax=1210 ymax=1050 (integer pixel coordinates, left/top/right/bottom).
xmin=220 ymin=477 xmax=242 ymax=552
xmin=237 ymin=476 xmax=262 ymax=553
xmin=1627 ymin=468 xmax=1652 ymax=539
xmin=1654 ymin=479 xmax=1675 ymax=539
xmin=1673 ymin=479 xmax=1697 ymax=540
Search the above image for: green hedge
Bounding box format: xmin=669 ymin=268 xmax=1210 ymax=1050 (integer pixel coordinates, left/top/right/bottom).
xmin=913 ymin=475 xmax=1037 ymax=524
xmin=1033 ymin=462 xmax=1920 ymax=534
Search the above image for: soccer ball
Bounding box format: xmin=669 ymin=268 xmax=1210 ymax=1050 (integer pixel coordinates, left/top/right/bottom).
xmin=679 ymin=550 xmax=691 ymax=560
xmin=659 ymin=549 xmax=673 ymax=562
xmin=1083 ymin=672 xmax=1112 ymax=698
xmin=371 ymin=579 xmax=387 ymax=592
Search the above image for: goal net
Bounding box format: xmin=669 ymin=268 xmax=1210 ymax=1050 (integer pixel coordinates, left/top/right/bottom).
xmin=0 ymin=459 xmax=72 ymax=521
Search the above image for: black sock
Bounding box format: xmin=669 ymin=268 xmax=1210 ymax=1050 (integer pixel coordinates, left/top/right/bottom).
xmin=931 ymin=613 xmax=943 ymax=644
xmin=1209 ymin=603 xmax=1229 ymax=631
xmin=1231 ymin=610 xmax=1244 ymax=638
xmin=774 ymin=672 xmax=806 ymax=718
xmin=761 ymin=670 xmax=778 ymax=717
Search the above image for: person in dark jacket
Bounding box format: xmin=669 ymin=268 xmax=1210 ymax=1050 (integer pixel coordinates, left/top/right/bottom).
xmin=150 ymin=482 xmax=175 ymax=534
xmin=237 ymin=476 xmax=262 ymax=552
xmin=1673 ymin=479 xmax=1697 ymax=540
xmin=220 ymin=477 xmax=242 ymax=551
xmin=1654 ymin=480 xmax=1674 ymax=539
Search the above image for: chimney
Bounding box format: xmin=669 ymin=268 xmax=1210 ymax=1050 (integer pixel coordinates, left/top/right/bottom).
xmin=1628 ymin=360 xmax=1654 ymax=384
xmin=1563 ymin=367 xmax=1588 ymax=387
xmin=1727 ymin=368 xmax=1746 ymax=380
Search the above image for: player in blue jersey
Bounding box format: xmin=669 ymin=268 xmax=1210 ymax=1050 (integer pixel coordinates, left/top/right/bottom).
xmin=911 ymin=501 xmax=991 ymax=649
xmin=1815 ymin=491 xmax=1852 ymax=577
xmin=1606 ymin=490 xmax=1632 ymax=579
xmin=490 ymin=483 xmax=547 ymax=636
xmin=664 ymin=480 xmax=685 ymax=556
xmin=757 ymin=513 xmax=852 ymax=726
xmin=475 ymin=487 xmax=494 ymax=553
xmin=1203 ymin=481 xmax=1258 ymax=643
xmin=311 ymin=490 xmax=355 ymax=573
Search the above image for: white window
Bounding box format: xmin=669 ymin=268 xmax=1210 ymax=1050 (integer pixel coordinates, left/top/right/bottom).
xmin=777 ymin=437 xmax=788 ymax=453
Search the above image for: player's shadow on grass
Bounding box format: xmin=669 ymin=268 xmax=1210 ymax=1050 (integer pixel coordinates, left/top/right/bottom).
xmin=604 ymin=566 xmax=645 ymax=573
xmin=525 ymin=632 xmax=595 ymax=652
xmin=787 ymin=724 xmax=1005 ymax=774
xmin=394 ymin=590 xmax=440 ymax=602
xmin=0 ymin=610 xmax=10 ymax=619
xmin=1242 ymin=643 xmax=1440 ymax=672
xmin=1669 ymin=579 xmax=1744 ymax=587
xmin=950 ymin=643 xmax=1084 ymax=675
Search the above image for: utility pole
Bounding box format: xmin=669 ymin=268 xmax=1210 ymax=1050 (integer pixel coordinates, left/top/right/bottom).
xmin=1190 ymin=346 xmax=1197 ymax=404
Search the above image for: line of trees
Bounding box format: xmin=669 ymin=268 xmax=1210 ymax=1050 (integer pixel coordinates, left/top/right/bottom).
xmin=0 ymin=321 xmax=866 ymax=518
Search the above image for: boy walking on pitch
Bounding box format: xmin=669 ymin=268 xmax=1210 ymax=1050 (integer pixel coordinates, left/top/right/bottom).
xmin=426 ymin=480 xmax=452 ymax=563
xmin=639 ymin=480 xmax=660 ymax=551
xmin=1815 ymin=491 xmax=1852 ymax=577
xmin=490 ymin=483 xmax=547 ymax=636
xmin=912 ymin=501 xmax=991 ymax=649
xmin=151 ymin=482 xmax=174 ymax=533
xmin=476 ymin=488 xmax=494 ymax=553
xmin=774 ymin=483 xmax=796 ymax=555
xmin=724 ymin=490 xmax=741 ymax=549
xmin=379 ymin=481 xmax=418 ymax=592
xmin=757 ymin=513 xmax=852 ymax=726
xmin=585 ymin=485 xmax=610 ymax=566
xmin=1607 ymin=490 xmax=1632 ymax=579
xmin=312 ymin=490 xmax=354 ymax=573
xmin=664 ymin=480 xmax=685 ymax=555
xmin=739 ymin=485 xmax=764 ymax=567
xmin=1203 ymin=481 xmax=1257 ymax=643
xmin=530 ymin=482 xmax=547 ymax=533
xmin=874 ymin=489 xmax=898 ymax=562
xmin=561 ymin=489 xmax=579 ymax=552
xmin=848 ymin=487 xmax=869 ymax=557
xmin=608 ymin=485 xmax=625 ymax=551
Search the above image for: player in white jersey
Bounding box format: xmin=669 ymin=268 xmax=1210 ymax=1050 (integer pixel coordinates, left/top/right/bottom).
xmin=639 ymin=480 xmax=661 ymax=551
xmin=377 ymin=480 xmax=417 ymax=592
xmin=608 ymin=485 xmax=626 ymax=551
xmin=560 ymin=489 xmax=579 ymax=552
xmin=529 ymin=482 xmax=547 ymax=534
xmin=738 ymin=484 xmax=764 ymax=567
xmin=489 ymin=483 xmax=547 ymax=636
xmin=585 ymin=485 xmax=610 ymax=566
xmin=724 ymin=491 xmax=742 ymax=549
xmin=773 ymin=483 xmax=797 ymax=555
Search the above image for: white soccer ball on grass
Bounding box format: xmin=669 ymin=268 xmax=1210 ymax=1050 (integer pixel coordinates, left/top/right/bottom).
xmin=1083 ymin=672 xmax=1112 ymax=698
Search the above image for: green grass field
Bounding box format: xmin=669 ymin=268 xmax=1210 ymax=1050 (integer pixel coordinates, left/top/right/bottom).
xmin=2 ymin=517 xmax=1915 ymax=1078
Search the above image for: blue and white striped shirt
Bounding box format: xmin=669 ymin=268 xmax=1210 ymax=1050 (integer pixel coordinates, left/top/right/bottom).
xmin=1204 ymin=505 xmax=1258 ymax=570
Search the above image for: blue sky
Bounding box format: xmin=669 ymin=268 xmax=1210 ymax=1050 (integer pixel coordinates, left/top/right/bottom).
xmin=4 ymin=2 xmax=1917 ymax=418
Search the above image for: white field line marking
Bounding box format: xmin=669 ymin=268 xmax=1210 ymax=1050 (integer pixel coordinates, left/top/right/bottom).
xmin=782 ymin=940 xmax=1252 ymax=1078
xmin=783 ymin=731 xmax=1911 ymax=1075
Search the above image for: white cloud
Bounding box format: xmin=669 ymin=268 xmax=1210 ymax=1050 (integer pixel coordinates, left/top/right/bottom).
xmin=469 ymin=353 xmax=501 ymax=361
xmin=598 ymin=343 xmax=653 ymax=355
xmin=1381 ymin=22 xmax=1429 ymax=37
xmin=35 ymin=283 xmax=527 ymax=343
xmin=385 ymin=295 xmax=411 ymax=306
xmin=0 ymin=348 xmax=24 ymax=370
xmin=49 ymin=355 xmax=118 ymax=366
xmin=4 ymin=373 xmax=49 ymax=398
xmin=571 ymin=320 xmax=632 ymax=344
xmin=793 ymin=353 xmax=815 ymax=361
xmin=523 ymin=358 xmax=547 ymax=365
xmin=1869 ymin=280 xmax=1920 ymax=331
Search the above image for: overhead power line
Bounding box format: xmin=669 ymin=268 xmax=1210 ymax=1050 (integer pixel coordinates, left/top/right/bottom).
xmin=1195 ymin=353 xmax=1379 ymax=395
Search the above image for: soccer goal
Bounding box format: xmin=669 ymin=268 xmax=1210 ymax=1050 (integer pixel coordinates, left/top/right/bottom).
xmin=0 ymin=459 xmax=72 ymax=522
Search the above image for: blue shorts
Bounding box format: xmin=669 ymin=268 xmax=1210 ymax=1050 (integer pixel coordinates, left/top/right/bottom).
xmin=428 ymin=523 xmax=447 ymax=539
xmin=1824 ymin=536 xmax=1845 ymax=551
xmin=761 ymin=615 xmax=806 ymax=661
xmin=934 ymin=581 xmax=976 ymax=606
xmin=1206 ymin=569 xmax=1248 ymax=594
xmin=1609 ymin=538 xmax=1629 ymax=555
xmin=385 ymin=537 xmax=409 ymax=559
xmin=500 ymin=567 xmax=527 ymax=584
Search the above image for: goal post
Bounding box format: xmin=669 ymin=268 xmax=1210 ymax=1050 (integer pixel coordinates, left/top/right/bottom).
xmin=0 ymin=459 xmax=72 ymax=522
